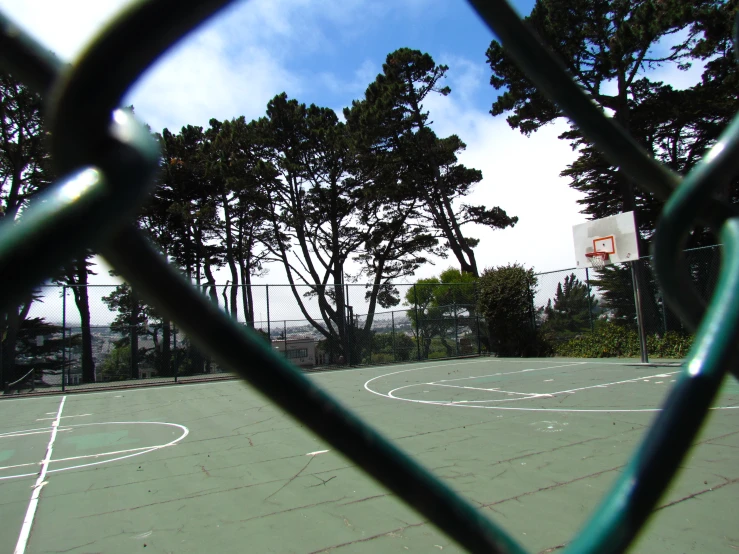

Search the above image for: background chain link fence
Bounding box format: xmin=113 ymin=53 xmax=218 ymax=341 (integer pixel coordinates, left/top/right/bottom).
xmin=535 ymin=244 xmax=720 ymax=346
xmin=3 ymin=244 xmax=718 ymax=393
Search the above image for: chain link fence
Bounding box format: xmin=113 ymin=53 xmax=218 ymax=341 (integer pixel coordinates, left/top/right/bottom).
xmin=534 ymin=244 xmax=720 ymax=346
xmin=3 ymin=282 xmax=484 ymax=392
xmin=2 ymin=244 xmax=718 ymax=393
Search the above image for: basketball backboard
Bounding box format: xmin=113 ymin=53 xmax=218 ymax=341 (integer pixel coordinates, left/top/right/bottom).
xmin=573 ymin=211 xmax=639 ymax=268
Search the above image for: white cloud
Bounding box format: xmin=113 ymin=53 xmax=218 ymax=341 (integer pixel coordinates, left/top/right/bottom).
xmin=0 ymin=0 xmax=131 ymax=59
xmin=126 ymin=29 xmax=301 ymax=131
xmin=414 ymin=74 xmax=585 ymax=277
xmin=0 ymin=0 xmax=666 ymax=285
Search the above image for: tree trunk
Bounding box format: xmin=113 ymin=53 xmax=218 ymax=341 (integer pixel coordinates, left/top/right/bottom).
xmin=70 ymin=263 xmax=95 ymax=383
xmin=1 ymin=307 xmax=21 ymax=384
xmin=240 ymin=264 xmax=255 ymax=327
xmin=1 ymin=298 xmax=33 ymax=384
xmin=130 ymin=294 xmax=139 ymax=379
xmin=221 ymin=189 xmax=240 ymax=320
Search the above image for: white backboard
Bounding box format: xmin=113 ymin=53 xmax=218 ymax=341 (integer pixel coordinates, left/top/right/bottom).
xmin=573 ymin=211 xmax=639 ymax=268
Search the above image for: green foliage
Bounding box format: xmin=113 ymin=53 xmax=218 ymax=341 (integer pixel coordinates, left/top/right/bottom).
xmin=101 ymin=283 xmax=154 ymax=340
xmin=348 ymin=48 xmax=516 ymax=276
xmin=487 ymin=0 xmax=738 ymax=247
xmin=542 ymin=273 xmax=597 ymax=337
xmin=404 ymin=268 xmax=478 ymax=359
xmin=647 ymin=332 xmax=694 ymax=359
xmin=372 ymin=332 xmax=416 ymax=362
xmin=477 ymin=264 xmax=545 ymax=356
xmin=100 ymin=345 xmax=131 ymax=382
xmin=556 ymin=323 xmax=693 ymax=358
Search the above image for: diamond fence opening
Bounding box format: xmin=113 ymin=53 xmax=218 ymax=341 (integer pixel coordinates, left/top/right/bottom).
xmin=1 ymin=1 xmax=736 ymax=551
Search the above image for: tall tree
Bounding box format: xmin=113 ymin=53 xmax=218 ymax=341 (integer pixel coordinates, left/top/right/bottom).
xmin=154 ymin=126 xmax=223 ymax=288
xmin=486 ymin=0 xmax=737 ymax=244
xmin=351 ymin=48 xmax=518 ymax=276
xmin=259 ymin=93 xmax=373 ymax=360
xmin=202 ymin=117 xmax=274 ymax=324
xmin=0 ymin=71 xmax=53 ymax=383
xmin=57 ymin=256 xmax=97 ymax=383
xmin=542 ymin=273 xmax=598 ymax=336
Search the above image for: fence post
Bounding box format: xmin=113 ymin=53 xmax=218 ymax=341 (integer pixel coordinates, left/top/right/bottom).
xmin=630 ymin=260 xmax=649 ymax=363
xmin=476 ymin=314 xmax=481 ymax=355
xmin=585 ymin=267 xmax=594 ymax=332
xmin=391 ymin=310 xmax=396 ymax=362
xmin=345 ymin=284 xmax=351 ymax=366
xmin=266 ymin=285 xmax=271 ymax=344
xmin=62 ymin=285 xmax=66 ymax=392
xmin=453 ymin=285 xmax=459 ymax=357
xmin=414 ymin=284 xmax=421 ymax=361
xmin=173 ymin=324 xmax=178 ymax=383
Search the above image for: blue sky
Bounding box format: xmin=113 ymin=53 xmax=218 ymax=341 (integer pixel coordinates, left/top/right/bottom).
xmin=0 ymin=0 xmax=701 ymax=293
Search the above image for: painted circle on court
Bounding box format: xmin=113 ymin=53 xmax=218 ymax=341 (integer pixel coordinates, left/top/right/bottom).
xmin=0 ymin=421 xmax=188 ymax=481
xmin=363 ymin=360 xmax=739 ymax=413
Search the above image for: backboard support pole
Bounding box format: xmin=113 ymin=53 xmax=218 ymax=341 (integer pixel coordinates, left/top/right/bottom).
xmin=630 ymin=261 xmax=649 ymax=363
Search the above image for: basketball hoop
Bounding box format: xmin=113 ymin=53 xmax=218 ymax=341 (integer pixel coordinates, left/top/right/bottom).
xmin=586 ymin=251 xmax=609 ymax=270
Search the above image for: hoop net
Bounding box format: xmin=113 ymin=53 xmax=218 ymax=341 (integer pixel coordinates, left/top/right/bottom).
xmin=586 ymin=251 xmax=609 ymax=270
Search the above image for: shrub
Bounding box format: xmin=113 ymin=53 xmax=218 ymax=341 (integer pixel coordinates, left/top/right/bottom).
xmin=556 ymin=323 xmax=693 ymax=358
xmin=369 ymin=353 xmax=395 ymax=364
xmin=477 ymin=263 xmax=541 ymax=356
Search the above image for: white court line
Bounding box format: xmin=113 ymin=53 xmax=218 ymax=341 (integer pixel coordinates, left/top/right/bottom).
xmin=36 ymin=414 xmax=91 ymax=421
xmin=15 ymin=395 xmax=66 ymax=554
xmin=364 ymin=358 xmax=573 ymax=395
xmin=365 ymin=363 xmax=739 ymax=413
xmin=430 ymin=383 xmax=545 ymax=396
xmin=0 ymin=421 xmax=190 ymax=482
xmin=0 ymin=461 xmax=41 ymax=471
xmin=434 ymin=372 xmax=681 ymax=405
xmin=437 ymin=371 xmax=681 ymax=403
xmin=545 ymin=371 xmax=680 ymax=396
xmin=388 ymin=383 xmax=550 ymax=404
xmin=382 ymin=362 xmax=584 ymax=401
xmin=433 ymin=362 xmax=587 ymax=383
xmin=0 ymin=427 xmax=71 ymax=439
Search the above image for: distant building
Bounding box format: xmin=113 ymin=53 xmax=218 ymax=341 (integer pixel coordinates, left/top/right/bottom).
xmin=272 ymin=338 xmax=317 ymax=368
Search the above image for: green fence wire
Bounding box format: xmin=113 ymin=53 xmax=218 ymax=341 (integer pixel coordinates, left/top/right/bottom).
xmin=0 ymin=1 xmax=737 ymax=553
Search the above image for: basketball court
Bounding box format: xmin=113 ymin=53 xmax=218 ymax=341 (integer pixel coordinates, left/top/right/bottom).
xmin=2 ymin=357 xmax=738 ymax=553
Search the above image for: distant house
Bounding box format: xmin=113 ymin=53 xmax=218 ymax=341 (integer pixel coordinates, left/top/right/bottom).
xmin=272 ymin=338 xmax=317 ymax=368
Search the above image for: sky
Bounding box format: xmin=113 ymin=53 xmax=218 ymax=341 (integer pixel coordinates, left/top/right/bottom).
xmin=1 ymin=0 xmax=705 ymax=291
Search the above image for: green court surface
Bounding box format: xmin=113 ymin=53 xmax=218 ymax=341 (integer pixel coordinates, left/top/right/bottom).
xmin=1 ymin=358 xmax=738 ymax=553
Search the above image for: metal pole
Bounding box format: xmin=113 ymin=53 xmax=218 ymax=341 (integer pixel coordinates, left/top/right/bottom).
xmin=414 ymin=284 xmax=421 ymax=361
xmin=173 ymin=324 xmax=178 ymax=383
xmin=453 ymin=292 xmax=459 ymax=357
xmin=391 ymin=311 xmax=396 ymax=362
xmin=630 ymin=261 xmax=649 ymax=363
xmin=284 ymin=320 xmax=287 ymax=355
xmin=476 ymin=314 xmax=481 ymax=355
xmin=345 ymin=284 xmax=351 ymax=366
xmin=62 ymin=285 xmax=66 ymax=392
xmin=585 ymin=267 xmax=594 ymax=332
xmin=266 ymin=285 xmax=271 ymax=345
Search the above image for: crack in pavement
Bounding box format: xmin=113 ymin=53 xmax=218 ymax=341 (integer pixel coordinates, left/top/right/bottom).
xmin=480 ymin=465 xmax=623 ymax=509
xmin=306 ymin=521 xmax=426 ymax=553
xmin=265 ymin=456 xmax=314 ymax=501
xmin=656 ymin=476 xmax=739 ymax=511
xmin=222 ymin=496 xmax=348 ymax=525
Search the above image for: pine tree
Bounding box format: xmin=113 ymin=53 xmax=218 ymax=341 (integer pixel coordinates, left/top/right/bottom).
xmin=542 ymin=273 xmax=597 ymax=337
